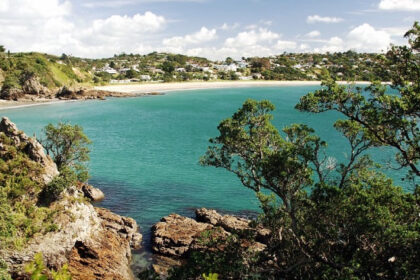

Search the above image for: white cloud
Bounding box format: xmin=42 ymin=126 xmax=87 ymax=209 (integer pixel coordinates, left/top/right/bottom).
xmin=378 ymin=0 xmax=420 ymax=11
xmin=86 ymin=13 xmax=165 ymax=37
xmin=313 ymin=23 xmax=393 ymax=53
xmin=225 ymin=28 xmax=279 ymax=47
xmin=306 ymin=30 xmax=321 ymax=38
xmin=307 ymin=15 xmax=344 ymax=24
xmin=313 ymin=37 xmax=344 ymax=53
xmin=220 ymin=23 xmax=240 ymax=30
xmin=0 ymin=0 xmax=167 ymax=58
xmin=163 ymin=27 xmax=217 ymax=48
xmin=274 ymin=40 xmax=297 ymax=50
xmin=347 ymin=23 xmax=391 ymax=52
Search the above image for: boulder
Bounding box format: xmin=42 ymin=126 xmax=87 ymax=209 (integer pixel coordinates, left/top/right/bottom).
xmin=151 ymin=214 xmax=214 ymax=257
xmin=196 ymin=208 xmax=271 ymax=243
xmin=81 ymin=184 xmax=105 ymax=202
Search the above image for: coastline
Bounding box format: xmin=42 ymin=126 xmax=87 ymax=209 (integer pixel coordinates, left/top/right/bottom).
xmin=0 ymin=80 xmax=372 ymax=111
xmin=0 ymin=99 xmax=77 ymax=111
xmin=94 ymin=80 xmax=371 ymax=95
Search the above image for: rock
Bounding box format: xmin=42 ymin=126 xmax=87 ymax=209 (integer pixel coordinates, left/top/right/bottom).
xmin=151 ymin=214 xmax=214 ymax=257
xmin=196 ymin=208 xmax=271 ymax=243
xmin=150 ymin=209 xmax=271 ymax=275
xmin=68 ymin=207 xmax=142 ymax=280
xmin=152 ymin=255 xmax=183 ymax=277
xmin=95 ymin=207 xmax=142 ymax=250
xmin=1 ymin=197 xmax=142 ymax=280
xmin=81 ymin=184 xmax=105 ymax=202
xmin=0 ymin=119 xmax=142 ymax=279
xmin=0 ymin=117 xmax=59 ymax=184
xmin=21 ymin=75 xmax=50 ymax=96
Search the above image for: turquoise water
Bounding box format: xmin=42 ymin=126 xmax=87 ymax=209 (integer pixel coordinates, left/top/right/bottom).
xmin=1 ymin=86 xmax=414 ymax=251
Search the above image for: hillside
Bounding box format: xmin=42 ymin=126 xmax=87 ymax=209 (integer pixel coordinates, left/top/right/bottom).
xmin=0 ymin=48 xmax=390 ymax=101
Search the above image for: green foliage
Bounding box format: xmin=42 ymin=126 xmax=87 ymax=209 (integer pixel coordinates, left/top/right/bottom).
xmin=39 ymin=167 xmax=77 ymax=205
xmin=0 ymin=133 xmax=57 ymax=250
xmin=168 ymin=230 xmax=256 ymax=280
xmin=40 ymin=122 xmax=91 ymax=182
xmin=0 ymin=258 xmax=12 ymax=280
xmin=189 ymin=24 xmax=420 ymax=279
xmin=296 ymin=22 xmax=420 ymax=181
xmin=25 ymin=253 xmax=71 ymax=280
xmin=202 ymin=273 xmax=219 ymax=280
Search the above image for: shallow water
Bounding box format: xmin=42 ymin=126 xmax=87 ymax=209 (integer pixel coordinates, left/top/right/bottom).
xmin=1 ymin=86 xmax=414 ymax=259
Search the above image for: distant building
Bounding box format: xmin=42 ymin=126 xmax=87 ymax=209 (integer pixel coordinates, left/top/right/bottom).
xmin=140 ymin=75 xmax=151 ymax=81
xmin=98 ymin=65 xmax=118 ymax=74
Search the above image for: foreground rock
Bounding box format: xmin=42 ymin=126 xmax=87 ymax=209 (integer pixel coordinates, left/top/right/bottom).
xmin=0 ymin=118 xmax=142 ymax=280
xmin=151 ymin=209 xmax=269 ymax=275
xmin=0 ymin=117 xmax=58 ymax=184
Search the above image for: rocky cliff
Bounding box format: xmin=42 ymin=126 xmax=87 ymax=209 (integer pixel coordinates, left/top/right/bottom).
xmin=0 ymin=117 xmax=142 ymax=279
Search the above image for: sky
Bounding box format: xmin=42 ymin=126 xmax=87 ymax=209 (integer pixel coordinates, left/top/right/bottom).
xmin=0 ymin=0 xmax=419 ymax=60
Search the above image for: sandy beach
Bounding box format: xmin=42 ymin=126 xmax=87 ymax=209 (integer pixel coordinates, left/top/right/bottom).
xmin=0 ymin=99 xmax=75 ymax=111
xmin=94 ymin=80 xmax=328 ymax=94
xmin=0 ymin=81 xmax=371 ymax=111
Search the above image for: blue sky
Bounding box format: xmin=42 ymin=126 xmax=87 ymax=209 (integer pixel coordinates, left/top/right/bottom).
xmin=0 ymin=0 xmax=419 ymax=59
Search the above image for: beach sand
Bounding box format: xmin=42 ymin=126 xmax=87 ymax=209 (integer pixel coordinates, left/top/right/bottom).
xmin=93 ymin=81 xmax=326 ymax=94
xmin=0 ymin=99 xmax=74 ymax=111
xmin=0 ymin=81 xmax=371 ymax=110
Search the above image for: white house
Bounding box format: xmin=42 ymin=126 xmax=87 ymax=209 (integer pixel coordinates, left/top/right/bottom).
xmin=140 ymin=75 xmax=151 ymax=81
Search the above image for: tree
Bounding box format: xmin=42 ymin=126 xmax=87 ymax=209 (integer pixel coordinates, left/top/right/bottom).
xmin=190 ymin=23 xmax=420 ymax=279
xmin=162 ymin=61 xmax=175 ymax=73
xmin=0 ymin=46 xmax=5 ymax=53
xmin=40 ymin=122 xmax=91 ymax=182
xmin=296 ymin=22 xmax=420 ymax=181
xmin=198 ymin=99 xmax=419 ymax=279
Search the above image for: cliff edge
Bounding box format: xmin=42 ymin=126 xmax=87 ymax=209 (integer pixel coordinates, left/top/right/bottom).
xmin=0 ymin=117 xmax=142 ymax=280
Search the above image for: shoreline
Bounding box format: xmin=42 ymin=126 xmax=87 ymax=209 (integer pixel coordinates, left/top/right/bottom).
xmin=0 ymin=80 xmax=372 ymax=111
xmin=94 ymin=80 xmax=372 ymax=95
xmin=0 ymin=99 xmax=77 ymax=111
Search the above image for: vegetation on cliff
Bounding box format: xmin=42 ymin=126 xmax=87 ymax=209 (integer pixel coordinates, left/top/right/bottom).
xmin=153 ymin=22 xmax=420 ymax=280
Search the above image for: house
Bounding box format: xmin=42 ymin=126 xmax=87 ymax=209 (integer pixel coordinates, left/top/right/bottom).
xmin=236 ymin=60 xmax=249 ymax=69
xmin=140 ymin=75 xmax=151 ymax=81
xmin=98 ymin=65 xmax=118 ymax=74
xmin=214 ymin=64 xmax=238 ymax=72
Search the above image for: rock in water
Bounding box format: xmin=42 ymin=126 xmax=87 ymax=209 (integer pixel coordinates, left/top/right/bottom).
xmin=81 ymin=183 xmax=105 ymax=202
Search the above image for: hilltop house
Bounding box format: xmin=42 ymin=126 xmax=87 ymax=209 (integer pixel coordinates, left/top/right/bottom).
xmin=98 ymin=65 xmax=118 ymax=74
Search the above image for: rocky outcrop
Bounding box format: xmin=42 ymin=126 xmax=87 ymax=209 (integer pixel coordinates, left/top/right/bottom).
xmin=67 ymin=207 xmax=142 ymax=280
xmin=196 ymin=208 xmax=271 ymax=243
xmin=151 ymin=209 xmax=270 ymax=275
xmin=21 ymin=75 xmax=50 ymax=96
xmin=2 ymin=191 xmax=142 ymax=280
xmin=0 ymin=118 xmax=142 ymax=280
xmin=152 ymin=214 xmax=216 ymax=257
xmin=81 ymin=183 xmax=105 ymax=202
xmin=0 ymin=117 xmax=58 ymax=184
xmin=56 ymin=86 xmax=133 ymax=100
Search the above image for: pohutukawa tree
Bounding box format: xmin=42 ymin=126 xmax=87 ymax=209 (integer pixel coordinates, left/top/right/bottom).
xmin=190 ymin=22 xmax=420 ymax=280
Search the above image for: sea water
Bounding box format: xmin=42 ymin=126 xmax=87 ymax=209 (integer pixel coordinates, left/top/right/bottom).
xmin=1 ymin=86 xmax=414 ymax=253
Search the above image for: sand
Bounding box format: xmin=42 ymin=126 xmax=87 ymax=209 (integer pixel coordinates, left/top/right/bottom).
xmin=94 ymin=80 xmax=371 ymax=95
xmin=0 ymin=81 xmax=372 ymax=110
xmin=0 ymin=99 xmax=74 ymax=111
